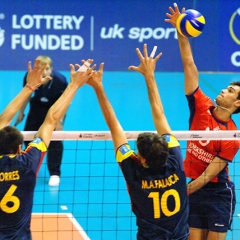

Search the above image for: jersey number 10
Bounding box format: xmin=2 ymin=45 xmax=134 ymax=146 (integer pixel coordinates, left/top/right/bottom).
xmin=148 ymin=189 xmax=181 ymax=218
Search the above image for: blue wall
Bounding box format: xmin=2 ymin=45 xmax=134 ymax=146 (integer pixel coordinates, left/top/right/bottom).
xmin=1 ymin=70 xmax=240 ymax=132
xmin=0 ymin=0 xmax=240 ymax=72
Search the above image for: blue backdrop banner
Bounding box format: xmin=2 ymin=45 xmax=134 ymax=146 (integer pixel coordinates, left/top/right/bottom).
xmin=0 ymin=0 xmax=239 ymax=72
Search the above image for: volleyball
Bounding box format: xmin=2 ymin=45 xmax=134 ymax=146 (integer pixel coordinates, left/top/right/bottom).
xmin=176 ymin=9 xmax=205 ymax=38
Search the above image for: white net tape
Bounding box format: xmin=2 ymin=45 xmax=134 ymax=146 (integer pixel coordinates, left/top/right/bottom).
xmin=21 ymin=130 xmax=240 ymax=141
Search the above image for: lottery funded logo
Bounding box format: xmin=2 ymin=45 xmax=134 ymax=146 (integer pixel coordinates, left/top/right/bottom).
xmin=79 ymin=133 xmax=92 ymax=139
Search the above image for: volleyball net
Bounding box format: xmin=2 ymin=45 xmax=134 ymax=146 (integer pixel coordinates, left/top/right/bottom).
xmin=22 ymin=130 xmax=240 ymax=140
xmin=22 ymin=131 xmax=240 ymax=240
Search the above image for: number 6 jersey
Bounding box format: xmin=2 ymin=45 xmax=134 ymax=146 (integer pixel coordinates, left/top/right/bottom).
xmin=0 ymin=137 xmax=46 ymax=240
xmin=116 ymin=134 xmax=189 ymax=240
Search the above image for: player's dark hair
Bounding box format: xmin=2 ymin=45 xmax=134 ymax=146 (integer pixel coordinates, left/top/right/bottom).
xmin=0 ymin=126 xmax=23 ymax=155
xmin=231 ymin=81 xmax=240 ymax=114
xmin=137 ymin=132 xmax=169 ymax=171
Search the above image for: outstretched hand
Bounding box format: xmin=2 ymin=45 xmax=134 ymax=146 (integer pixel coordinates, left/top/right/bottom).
xmin=26 ymin=60 xmax=52 ymax=90
xmin=164 ymin=3 xmax=185 ymax=27
xmin=128 ymin=44 xmax=162 ymax=76
xmin=70 ymin=59 xmax=96 ymax=88
xmin=87 ymin=63 xmax=104 ymax=89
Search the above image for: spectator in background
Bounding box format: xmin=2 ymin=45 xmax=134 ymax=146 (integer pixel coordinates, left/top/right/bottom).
xmin=14 ymin=56 xmax=68 ymax=186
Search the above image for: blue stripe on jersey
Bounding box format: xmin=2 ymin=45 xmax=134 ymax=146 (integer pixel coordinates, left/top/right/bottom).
xmin=116 ymin=144 xmax=134 ymax=163
xmin=163 ymin=134 xmax=180 ymax=148
xmin=28 ymin=137 xmax=47 ymax=152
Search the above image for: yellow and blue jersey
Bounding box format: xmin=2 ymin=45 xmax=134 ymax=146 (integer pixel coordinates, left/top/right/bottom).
xmin=0 ymin=137 xmax=46 ymax=239
xmin=116 ymin=134 xmax=189 ymax=240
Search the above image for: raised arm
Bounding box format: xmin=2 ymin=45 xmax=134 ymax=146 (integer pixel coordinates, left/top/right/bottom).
xmin=165 ymin=3 xmax=198 ymax=95
xmin=36 ymin=60 xmax=95 ymax=148
xmin=87 ymin=63 xmax=127 ymax=152
xmin=187 ymin=157 xmax=228 ymax=195
xmin=14 ymin=96 xmax=31 ymax=127
xmin=128 ymin=44 xmax=171 ymax=135
xmin=0 ymin=60 xmax=52 ymax=129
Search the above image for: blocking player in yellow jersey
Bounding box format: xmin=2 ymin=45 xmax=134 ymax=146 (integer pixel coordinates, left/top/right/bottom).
xmin=0 ymin=59 xmax=95 ymax=239
xmin=87 ymin=44 xmax=189 ymax=240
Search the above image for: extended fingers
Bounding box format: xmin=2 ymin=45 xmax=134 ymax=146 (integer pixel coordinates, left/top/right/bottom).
xmin=27 ymin=61 xmax=32 ymax=72
xmin=33 ymin=59 xmax=42 ymax=69
xmin=173 ymin=3 xmax=181 ymax=14
xmin=154 ymin=52 xmax=163 ymax=61
xmin=128 ymin=66 xmax=138 ymax=71
xmin=43 ymin=76 xmax=52 ymax=82
xmin=88 ymin=63 xmax=96 ymax=72
xmin=69 ymin=63 xmax=75 ymax=72
xmin=168 ymin=6 xmax=175 ymax=15
xmin=40 ymin=62 xmax=47 ymax=72
xmin=166 ymin=3 xmax=181 ymax=16
xmin=135 ymin=47 xmax=144 ymax=60
xmin=98 ymin=62 xmax=104 ymax=72
xmin=143 ymin=44 xmax=149 ymax=58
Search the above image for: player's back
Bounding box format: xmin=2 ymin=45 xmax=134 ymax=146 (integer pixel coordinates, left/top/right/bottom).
xmin=133 ymin=155 xmax=189 ymax=240
xmin=117 ymin=135 xmax=189 ymax=240
xmin=0 ymin=154 xmax=37 ymax=239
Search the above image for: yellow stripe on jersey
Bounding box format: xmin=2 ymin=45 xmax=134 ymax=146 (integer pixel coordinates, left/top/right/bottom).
xmin=163 ymin=134 xmax=180 ymax=148
xmin=0 ymin=155 xmax=16 ymax=158
xmin=116 ymin=144 xmax=134 ymax=163
xmin=29 ymin=137 xmax=47 ymax=152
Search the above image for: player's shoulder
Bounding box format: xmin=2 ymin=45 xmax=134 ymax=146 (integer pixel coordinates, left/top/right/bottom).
xmin=162 ymin=134 xmax=180 ymax=148
xmin=27 ymin=137 xmax=47 ymax=152
xmin=116 ymin=143 xmax=135 ymax=163
xmin=191 ymin=87 xmax=210 ymax=101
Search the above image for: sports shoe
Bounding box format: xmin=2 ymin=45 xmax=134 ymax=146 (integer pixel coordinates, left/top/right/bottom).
xmin=48 ymin=175 xmax=60 ymax=186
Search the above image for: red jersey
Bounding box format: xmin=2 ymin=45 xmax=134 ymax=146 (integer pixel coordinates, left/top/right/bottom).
xmin=184 ymin=87 xmax=239 ymax=182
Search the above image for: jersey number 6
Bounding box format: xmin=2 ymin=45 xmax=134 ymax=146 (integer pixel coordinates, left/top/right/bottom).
xmin=0 ymin=184 xmax=20 ymax=214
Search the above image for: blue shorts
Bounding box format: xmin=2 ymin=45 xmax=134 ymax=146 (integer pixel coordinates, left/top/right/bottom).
xmin=188 ymin=181 xmax=236 ymax=232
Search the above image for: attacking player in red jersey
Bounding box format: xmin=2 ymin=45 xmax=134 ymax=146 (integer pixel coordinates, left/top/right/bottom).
xmin=165 ymin=3 xmax=240 ymax=240
xmin=87 ymin=44 xmax=189 ymax=240
xmin=0 ymin=59 xmax=95 ymax=239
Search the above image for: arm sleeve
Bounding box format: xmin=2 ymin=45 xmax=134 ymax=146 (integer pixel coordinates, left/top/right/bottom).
xmin=23 ymin=137 xmax=47 ymax=173
xmin=217 ymin=140 xmax=239 ymax=162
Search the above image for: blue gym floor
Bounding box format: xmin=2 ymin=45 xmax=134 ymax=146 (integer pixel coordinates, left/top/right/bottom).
xmin=1 ymin=71 xmax=240 ymax=239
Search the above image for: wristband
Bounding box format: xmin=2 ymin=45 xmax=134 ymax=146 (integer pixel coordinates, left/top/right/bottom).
xmin=25 ymin=84 xmax=35 ymax=92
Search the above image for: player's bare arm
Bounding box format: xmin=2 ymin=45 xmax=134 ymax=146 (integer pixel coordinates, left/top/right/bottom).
xmin=87 ymin=63 xmax=127 ymax=152
xmin=0 ymin=60 xmax=52 ymax=129
xmin=187 ymin=157 xmax=228 ymax=195
xmin=36 ymin=60 xmax=95 ymax=148
xmin=128 ymin=44 xmax=171 ymax=135
xmin=165 ymin=3 xmax=198 ymax=95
